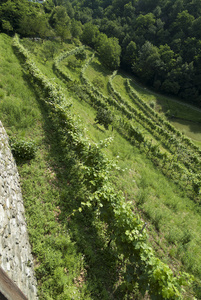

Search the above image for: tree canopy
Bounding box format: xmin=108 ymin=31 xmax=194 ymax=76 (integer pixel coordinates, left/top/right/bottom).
xmin=1 ymin=0 xmax=201 ymax=105
xmin=67 ymin=0 xmax=201 ymax=106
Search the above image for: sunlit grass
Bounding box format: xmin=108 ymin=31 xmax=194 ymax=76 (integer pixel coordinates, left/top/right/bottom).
xmin=85 ymin=54 xmax=112 ymax=96
xmin=2 ymin=33 xmax=201 ymax=298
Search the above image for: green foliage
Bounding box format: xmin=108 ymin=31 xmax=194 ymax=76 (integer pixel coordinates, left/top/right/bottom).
xmin=71 ymin=19 xmax=83 ymax=39
xmin=19 ymin=14 xmax=51 ymax=39
xmin=9 ymin=137 xmax=37 ymax=161
xmin=81 ymin=22 xmax=99 ymax=47
xmin=54 ymin=45 xmax=85 ymax=82
xmin=123 ymin=41 xmax=137 ymax=67
xmin=75 ymin=48 xmax=87 ymax=60
xmin=95 ymin=107 xmax=113 ymax=130
xmin=92 ymin=76 xmax=104 ymax=89
xmin=12 ymin=35 xmax=194 ymax=299
xmin=96 ymin=34 xmax=121 ymax=70
xmin=2 ymin=19 xmax=13 ymax=33
xmin=71 ymin=0 xmax=201 ymax=105
xmin=0 ymin=96 xmax=38 ymax=129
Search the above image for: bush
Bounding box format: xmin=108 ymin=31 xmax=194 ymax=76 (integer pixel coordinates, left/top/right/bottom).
xmin=9 ymin=137 xmax=37 ymax=161
xmin=75 ymin=48 xmax=87 ymax=60
xmin=95 ymin=107 xmax=113 ymax=130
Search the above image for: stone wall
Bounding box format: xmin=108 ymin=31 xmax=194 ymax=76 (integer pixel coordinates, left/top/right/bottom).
xmin=0 ymin=121 xmax=38 ymax=300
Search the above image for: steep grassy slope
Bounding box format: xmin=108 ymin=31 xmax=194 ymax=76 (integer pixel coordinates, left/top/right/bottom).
xmin=0 ymin=34 xmax=96 ymax=300
xmin=113 ymin=72 xmax=201 ymax=147
xmin=1 ymin=33 xmax=201 ymax=298
xmin=53 ymin=45 xmax=201 ymax=297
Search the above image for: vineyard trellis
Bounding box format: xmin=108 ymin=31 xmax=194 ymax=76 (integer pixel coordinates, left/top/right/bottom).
xmin=12 ymin=34 xmax=193 ymax=299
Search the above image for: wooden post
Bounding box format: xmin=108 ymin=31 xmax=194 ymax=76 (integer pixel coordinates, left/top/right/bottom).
xmin=0 ymin=267 xmax=28 ymax=300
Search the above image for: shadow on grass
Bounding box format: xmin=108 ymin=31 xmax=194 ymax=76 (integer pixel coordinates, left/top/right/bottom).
xmin=90 ymin=60 xmax=112 ymax=77
xmin=38 ymin=103 xmax=127 ymax=299
xmin=20 ymin=67 xmax=129 ymax=298
xmin=93 ymin=123 xmax=105 ymax=132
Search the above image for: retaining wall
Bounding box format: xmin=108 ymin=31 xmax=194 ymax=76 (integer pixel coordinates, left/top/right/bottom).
xmin=0 ymin=121 xmax=38 ymax=299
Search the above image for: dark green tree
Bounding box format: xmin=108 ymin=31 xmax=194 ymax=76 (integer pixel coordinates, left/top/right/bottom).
xmin=81 ymin=22 xmax=99 ymax=47
xmin=95 ymin=108 xmax=113 ymax=130
xmin=96 ymin=34 xmax=121 ymax=70
xmin=19 ymin=14 xmax=50 ymax=39
xmin=71 ymin=19 xmax=83 ymax=39
xmin=133 ymin=41 xmax=160 ymax=83
xmin=123 ymin=41 xmax=137 ymax=68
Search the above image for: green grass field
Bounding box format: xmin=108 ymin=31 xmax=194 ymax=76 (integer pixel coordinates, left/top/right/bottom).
xmin=1 ymin=33 xmax=201 ymax=299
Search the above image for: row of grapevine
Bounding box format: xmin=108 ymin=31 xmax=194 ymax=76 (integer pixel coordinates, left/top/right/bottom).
xmin=108 ymin=70 xmax=123 ymax=103
xmin=111 ymin=74 xmax=201 ymax=175
xmin=80 ymin=53 xmax=112 ymax=103
xmin=108 ymin=74 xmax=201 ymax=197
xmin=54 ymin=45 xmax=85 ymax=82
xmin=126 ymin=79 xmax=201 ymax=158
xmin=58 ymin=50 xmax=200 ymax=199
xmin=13 ymin=34 xmax=192 ymax=299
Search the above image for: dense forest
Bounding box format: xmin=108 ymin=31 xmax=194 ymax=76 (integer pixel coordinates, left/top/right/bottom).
xmin=1 ymin=0 xmax=201 ymax=106
xmin=68 ymin=0 xmax=201 ymax=106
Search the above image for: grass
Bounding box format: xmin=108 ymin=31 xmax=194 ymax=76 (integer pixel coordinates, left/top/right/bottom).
xmin=1 ymin=33 xmax=201 ymax=298
xmin=33 ymin=38 xmax=201 ymax=297
xmin=119 ymin=70 xmax=201 ymax=143
xmin=85 ymin=54 xmax=112 ymax=97
xmin=107 ymin=134 xmax=201 ymax=273
xmin=171 ymin=119 xmax=201 ymax=146
xmin=1 ymin=34 xmax=141 ymax=299
xmin=60 ymin=51 xmax=201 ymax=296
xmin=0 ymin=34 xmax=94 ymax=299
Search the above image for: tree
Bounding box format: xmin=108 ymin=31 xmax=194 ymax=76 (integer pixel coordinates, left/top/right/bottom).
xmin=55 ymin=22 xmax=71 ymax=42
xmin=50 ymin=6 xmax=71 ymax=42
xmin=95 ymin=108 xmax=113 ymax=130
xmin=123 ymin=41 xmax=137 ymax=68
xmin=49 ymin=6 xmax=70 ymax=28
xmin=192 ymin=16 xmax=201 ymax=39
xmin=96 ymin=35 xmax=121 ymax=70
xmin=0 ymin=0 xmax=33 ymax=33
xmin=161 ymin=79 xmax=180 ymax=95
xmin=81 ymin=22 xmax=99 ymax=47
xmin=71 ymin=19 xmax=83 ymax=39
xmin=19 ymin=14 xmax=50 ymax=39
xmin=43 ymin=0 xmax=54 ymax=14
xmin=100 ymin=19 xmax=124 ymax=42
xmin=134 ymin=13 xmax=156 ymax=41
xmin=2 ymin=19 xmax=13 ymax=34
xmin=171 ymin=10 xmax=194 ymax=37
xmin=158 ymin=44 xmax=176 ymax=72
xmin=132 ymin=41 xmax=160 ymax=83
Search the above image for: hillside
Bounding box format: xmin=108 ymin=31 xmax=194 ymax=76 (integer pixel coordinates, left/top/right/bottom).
xmin=0 ymin=32 xmax=201 ymax=299
xmin=68 ymin=0 xmax=201 ymax=106
xmin=2 ymin=0 xmax=201 ymax=106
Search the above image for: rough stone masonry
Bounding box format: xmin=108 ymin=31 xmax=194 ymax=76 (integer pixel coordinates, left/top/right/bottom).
xmin=0 ymin=121 xmax=38 ymax=299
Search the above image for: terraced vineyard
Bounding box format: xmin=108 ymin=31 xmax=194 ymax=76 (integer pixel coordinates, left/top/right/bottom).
xmin=54 ymin=43 xmax=201 ymax=201
xmin=5 ymin=35 xmax=201 ymax=299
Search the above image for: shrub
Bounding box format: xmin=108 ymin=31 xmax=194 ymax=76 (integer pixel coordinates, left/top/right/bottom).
xmin=75 ymin=48 xmax=87 ymax=61
xmin=9 ymin=137 xmax=37 ymax=161
xmin=95 ymin=107 xmax=113 ymax=130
